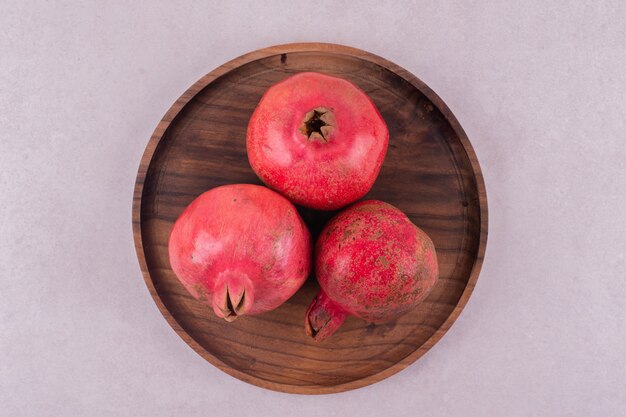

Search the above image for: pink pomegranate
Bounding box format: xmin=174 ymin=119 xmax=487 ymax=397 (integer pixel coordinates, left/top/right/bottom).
xmin=246 ymin=72 xmax=389 ymax=210
xmin=306 ymin=200 xmax=439 ymax=341
xmin=168 ymin=184 xmax=311 ymax=321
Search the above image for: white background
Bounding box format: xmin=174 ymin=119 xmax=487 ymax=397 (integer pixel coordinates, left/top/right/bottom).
xmin=2 ymin=1 xmax=625 ymax=416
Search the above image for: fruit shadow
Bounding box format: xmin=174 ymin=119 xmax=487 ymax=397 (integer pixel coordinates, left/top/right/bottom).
xmin=295 ymin=206 xmax=337 ymax=284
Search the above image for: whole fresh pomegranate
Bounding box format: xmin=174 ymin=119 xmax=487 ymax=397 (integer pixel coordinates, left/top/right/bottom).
xmin=306 ymin=200 xmax=438 ymax=341
xmin=168 ymin=184 xmax=312 ymax=321
xmin=247 ymin=72 xmax=389 ymax=210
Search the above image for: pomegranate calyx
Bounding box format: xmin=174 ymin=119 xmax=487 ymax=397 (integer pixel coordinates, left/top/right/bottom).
xmin=305 ymin=298 xmax=332 ymax=338
xmin=304 ymin=290 xmax=347 ymax=341
xmin=299 ymin=107 xmax=335 ymax=142
xmin=211 ymin=272 xmax=255 ymax=322
xmin=222 ymin=287 xmax=247 ymax=322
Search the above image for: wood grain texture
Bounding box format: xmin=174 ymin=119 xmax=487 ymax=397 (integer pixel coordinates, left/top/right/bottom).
xmin=132 ymin=43 xmax=488 ymax=394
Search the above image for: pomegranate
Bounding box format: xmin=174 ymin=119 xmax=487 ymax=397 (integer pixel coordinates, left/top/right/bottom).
xmin=306 ymin=200 xmax=439 ymax=341
xmin=168 ymin=184 xmax=311 ymax=321
xmin=246 ymin=72 xmax=389 ymax=210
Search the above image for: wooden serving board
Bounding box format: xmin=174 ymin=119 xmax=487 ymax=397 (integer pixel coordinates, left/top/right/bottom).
xmin=132 ymin=43 xmax=488 ymax=394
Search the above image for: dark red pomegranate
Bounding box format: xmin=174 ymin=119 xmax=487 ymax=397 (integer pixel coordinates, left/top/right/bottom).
xmin=168 ymin=184 xmax=311 ymax=321
xmin=246 ymin=72 xmax=389 ymax=210
xmin=306 ymin=200 xmax=439 ymax=341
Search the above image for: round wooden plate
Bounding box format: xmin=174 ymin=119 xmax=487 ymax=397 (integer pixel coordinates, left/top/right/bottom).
xmin=133 ymin=43 xmax=487 ymax=394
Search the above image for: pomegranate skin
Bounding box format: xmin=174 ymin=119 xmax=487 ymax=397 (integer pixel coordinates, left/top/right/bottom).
xmin=247 ymin=72 xmax=389 ymax=211
xmin=168 ymin=184 xmax=312 ymax=321
xmin=306 ymin=200 xmax=438 ymax=341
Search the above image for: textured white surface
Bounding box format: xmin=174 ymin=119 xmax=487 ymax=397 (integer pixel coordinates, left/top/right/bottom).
xmin=1 ymin=1 xmax=625 ymax=416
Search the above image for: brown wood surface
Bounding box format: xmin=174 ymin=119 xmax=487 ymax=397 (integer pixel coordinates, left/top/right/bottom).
xmin=132 ymin=43 xmax=488 ymax=394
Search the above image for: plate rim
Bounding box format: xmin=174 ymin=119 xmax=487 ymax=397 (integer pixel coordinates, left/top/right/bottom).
xmin=132 ymin=42 xmax=488 ymax=394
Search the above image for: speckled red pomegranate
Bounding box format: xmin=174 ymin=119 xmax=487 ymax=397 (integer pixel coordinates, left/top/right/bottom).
xmin=246 ymin=72 xmax=389 ymax=210
xmin=168 ymin=184 xmax=311 ymax=321
xmin=306 ymin=200 xmax=439 ymax=341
